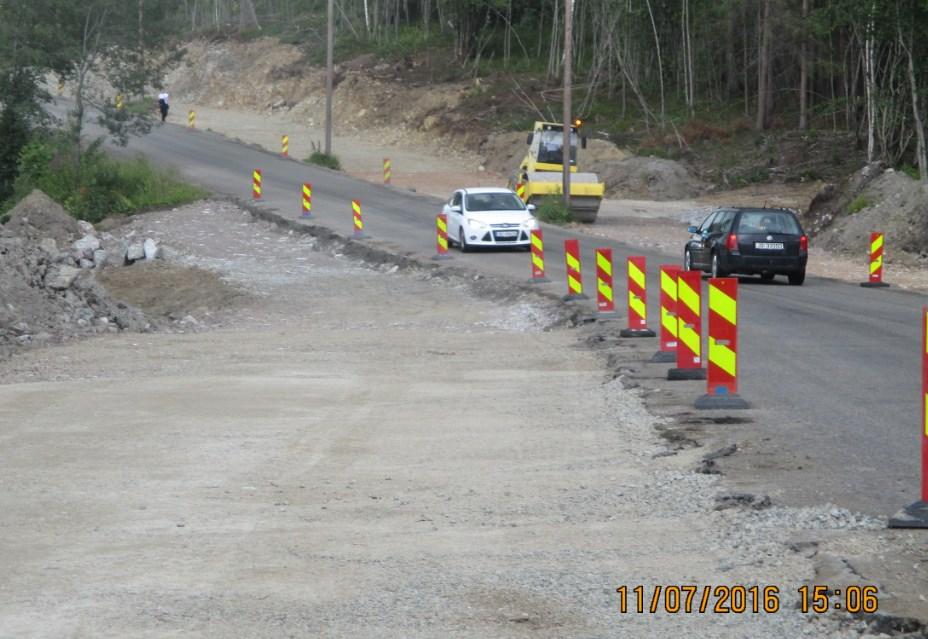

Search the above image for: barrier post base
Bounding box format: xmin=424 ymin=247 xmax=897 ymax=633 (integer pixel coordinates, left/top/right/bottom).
xmin=300 ymin=213 xmax=314 ymax=220
xmin=888 ymin=500 xmax=928 ymax=529
xmin=528 ymin=277 xmax=551 ymax=284
xmin=352 ymin=231 xmax=368 ymax=240
xmin=596 ymin=312 xmax=620 ymax=321
xmin=860 ymin=281 xmax=890 ymax=288
xmin=695 ymin=393 xmax=750 ymax=410
xmin=667 ymin=367 xmax=707 ymax=381
xmin=650 ymin=351 xmax=677 ymax=363
xmin=563 ymin=293 xmax=589 ymax=302
xmin=431 ymin=254 xmax=452 ymax=261
xmin=620 ymin=328 xmax=657 ymax=338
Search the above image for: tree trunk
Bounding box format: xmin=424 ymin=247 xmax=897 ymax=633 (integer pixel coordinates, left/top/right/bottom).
xmin=755 ymin=0 xmax=772 ymax=130
xmin=799 ymin=0 xmax=809 ymax=130
xmin=645 ymin=0 xmax=665 ymax=127
xmin=901 ymin=26 xmax=927 ymax=180
xmin=239 ymin=0 xmax=259 ymax=31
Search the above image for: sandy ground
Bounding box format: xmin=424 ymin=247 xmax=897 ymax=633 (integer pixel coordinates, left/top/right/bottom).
xmin=0 ymin=201 xmax=892 ymax=638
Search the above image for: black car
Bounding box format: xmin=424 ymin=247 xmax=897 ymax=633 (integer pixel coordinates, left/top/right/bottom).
xmin=684 ymin=208 xmax=809 ymax=285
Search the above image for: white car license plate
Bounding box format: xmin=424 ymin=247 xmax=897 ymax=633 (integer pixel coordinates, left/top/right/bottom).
xmin=755 ymin=242 xmax=784 ymax=250
xmin=496 ymin=231 xmax=518 ymax=238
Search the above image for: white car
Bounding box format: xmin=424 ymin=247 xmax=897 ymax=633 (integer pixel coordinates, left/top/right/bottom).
xmin=443 ymin=187 xmax=538 ymax=251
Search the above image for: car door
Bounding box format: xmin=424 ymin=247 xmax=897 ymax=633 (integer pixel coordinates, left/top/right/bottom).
xmin=689 ymin=211 xmax=717 ymax=268
xmin=446 ymin=191 xmax=464 ymax=240
xmin=707 ymin=210 xmax=735 ymax=255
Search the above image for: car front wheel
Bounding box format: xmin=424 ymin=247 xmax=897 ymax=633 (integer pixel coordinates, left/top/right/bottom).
xmin=788 ymin=270 xmax=805 ymax=286
xmin=459 ymin=229 xmax=470 ymax=253
xmin=684 ymin=249 xmax=693 ymax=272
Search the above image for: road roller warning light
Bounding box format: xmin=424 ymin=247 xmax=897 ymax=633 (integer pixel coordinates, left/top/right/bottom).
xmin=695 ymin=278 xmax=750 ymax=410
xmin=861 ymin=232 xmax=890 ymax=288
xmin=668 ymin=270 xmax=707 ymax=381
xmin=620 ymin=256 xmax=656 ymax=337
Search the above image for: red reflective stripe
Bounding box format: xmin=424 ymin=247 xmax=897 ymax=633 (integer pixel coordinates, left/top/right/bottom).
xmin=626 ymin=256 xmax=648 ymax=330
xmin=596 ymin=248 xmax=614 ymax=313
xmin=531 ymin=229 xmax=546 ymax=279
xmin=707 ymin=277 xmax=738 ymax=396
xmin=659 ymin=265 xmax=681 ymax=352
xmin=675 ymin=270 xmax=702 ymax=370
xmin=564 ymin=239 xmax=583 ymax=295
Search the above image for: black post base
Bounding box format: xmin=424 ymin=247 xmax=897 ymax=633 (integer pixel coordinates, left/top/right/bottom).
xmin=695 ymin=393 xmax=750 ymax=410
xmin=860 ymin=281 xmax=890 ymax=288
xmin=620 ymin=328 xmax=657 ymax=338
xmin=667 ymin=368 xmax=707 ymax=381
xmin=888 ymin=500 xmax=928 ymax=529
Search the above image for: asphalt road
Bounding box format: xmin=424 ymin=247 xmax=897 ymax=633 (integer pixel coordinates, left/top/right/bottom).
xmin=67 ymin=106 xmax=923 ymax=517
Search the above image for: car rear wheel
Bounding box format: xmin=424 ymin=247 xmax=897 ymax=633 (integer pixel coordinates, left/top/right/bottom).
xmin=788 ymin=270 xmax=806 ymax=286
xmin=459 ymin=229 xmax=470 ymax=253
xmin=711 ymin=252 xmax=729 ymax=278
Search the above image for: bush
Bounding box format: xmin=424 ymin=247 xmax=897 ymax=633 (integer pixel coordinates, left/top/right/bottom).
xmin=848 ymin=195 xmax=871 ymax=214
xmin=4 ymin=134 xmax=205 ymax=222
xmin=306 ymin=151 xmax=342 ymax=171
xmin=533 ymin=197 xmax=573 ymax=225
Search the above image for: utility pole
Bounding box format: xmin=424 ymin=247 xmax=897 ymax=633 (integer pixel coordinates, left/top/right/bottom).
xmin=325 ymin=0 xmax=334 ymax=155
xmin=562 ymin=0 xmax=573 ymax=209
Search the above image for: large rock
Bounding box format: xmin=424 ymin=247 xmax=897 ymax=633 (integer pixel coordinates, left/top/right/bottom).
xmin=73 ymin=234 xmax=101 ymax=259
xmin=45 ymin=265 xmax=81 ymax=290
xmin=143 ymin=238 xmax=160 ymax=261
xmin=126 ymin=242 xmax=145 ymax=262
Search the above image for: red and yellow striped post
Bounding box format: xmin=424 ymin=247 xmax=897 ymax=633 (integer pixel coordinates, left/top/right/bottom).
xmin=861 ymin=232 xmax=890 ymax=288
xmin=563 ymin=239 xmax=587 ymax=301
xmin=695 ymin=278 xmax=749 ymax=409
xmin=383 ymin=158 xmax=392 ymax=185
xmin=652 ymin=265 xmax=681 ymax=362
xmin=528 ymin=229 xmax=549 ymax=283
xmin=252 ymin=169 xmax=262 ymax=200
xmin=595 ymin=248 xmax=617 ymax=317
xmin=668 ymin=270 xmax=706 ymax=380
xmin=281 ymin=135 xmax=289 ymax=157
xmin=515 ymin=182 xmax=526 ymax=202
xmin=57 ymin=80 xmax=64 ymax=96
xmin=188 ymin=110 xmax=196 ymax=129
xmin=115 ymin=94 xmax=124 ymax=111
xmin=889 ymin=306 xmax=928 ymax=527
xmin=352 ymin=199 xmax=367 ymax=239
xmin=620 ymin=256 xmax=656 ymax=337
xmin=433 ymin=213 xmax=451 ymax=260
xmin=301 ymin=183 xmax=313 ymax=218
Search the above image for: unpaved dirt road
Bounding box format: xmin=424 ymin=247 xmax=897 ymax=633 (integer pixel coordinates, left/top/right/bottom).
xmin=0 ymin=202 xmax=888 ymax=637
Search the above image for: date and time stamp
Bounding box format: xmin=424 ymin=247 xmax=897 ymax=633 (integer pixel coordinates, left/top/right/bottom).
xmin=616 ymin=584 xmax=879 ymax=615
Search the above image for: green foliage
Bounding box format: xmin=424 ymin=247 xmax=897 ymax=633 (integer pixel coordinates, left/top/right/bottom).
xmin=848 ymin=196 xmax=872 ymax=214
xmin=306 ymin=151 xmax=342 ymax=171
xmin=533 ymin=197 xmax=573 ymax=225
xmin=900 ymin=164 xmax=921 ymax=180
xmin=4 ymin=135 xmax=204 ymax=223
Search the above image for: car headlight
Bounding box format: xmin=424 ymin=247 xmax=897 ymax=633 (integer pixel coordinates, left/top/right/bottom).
xmin=522 ymin=217 xmax=538 ymax=229
xmin=466 ymin=218 xmax=487 ymax=230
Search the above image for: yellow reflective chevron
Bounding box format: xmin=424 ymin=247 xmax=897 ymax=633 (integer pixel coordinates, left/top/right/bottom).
xmin=661 ymin=308 xmax=677 ymax=337
xmin=598 ymin=280 xmax=614 ymax=302
xmin=661 ymin=270 xmax=678 ymax=300
xmin=871 ymin=234 xmax=884 ymax=254
xmin=709 ymin=283 xmax=737 ymax=326
xmin=678 ymin=278 xmax=700 ymax=316
xmin=566 ymin=253 xmax=581 ymax=272
xmin=870 ymin=255 xmax=883 ymax=274
xmin=678 ymin=319 xmax=700 ymax=357
xmin=568 ymin=274 xmax=583 ymax=293
xmin=437 ymin=218 xmax=447 ymax=233
xmin=531 ymin=233 xmax=544 ymax=251
xmin=629 ymin=292 xmax=646 ymax=319
xmin=709 ymin=337 xmax=737 ymax=377
xmin=628 ymin=260 xmax=645 ymax=290
xmin=532 ymin=254 xmax=545 ymax=270
xmin=597 ymin=252 xmax=612 ymax=277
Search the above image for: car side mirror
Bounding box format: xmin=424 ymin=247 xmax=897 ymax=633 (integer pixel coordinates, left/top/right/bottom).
xmin=581 ymin=136 xmax=588 ymax=149
xmin=527 ymin=204 xmax=536 ymax=212
xmin=526 ymin=133 xmax=534 ymax=145
xmin=687 ymin=225 xmax=699 ymax=234
xmin=450 ymin=205 xmax=462 ymax=213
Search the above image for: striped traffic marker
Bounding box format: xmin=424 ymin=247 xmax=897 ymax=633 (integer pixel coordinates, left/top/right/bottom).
xmin=563 ymin=239 xmax=588 ymax=301
xmin=433 ymin=213 xmax=451 ymax=260
xmin=695 ymin=278 xmax=749 ymax=409
xmin=301 ymin=183 xmax=313 ymax=218
xmin=383 ymin=158 xmax=392 ymax=185
xmin=515 ymin=182 xmax=526 ymax=202
xmin=281 ymin=135 xmax=290 ymax=157
xmin=528 ymin=229 xmax=549 ymax=283
xmin=652 ymin=265 xmax=682 ymax=363
xmin=889 ymin=307 xmax=928 ymax=528
xmin=595 ymin=248 xmax=617 ymax=318
xmin=668 ymin=270 xmax=706 ymax=381
xmin=860 ymin=232 xmax=890 ymax=288
xmin=352 ymin=199 xmax=367 ymax=239
xmin=252 ymin=169 xmax=262 ymax=200
xmin=188 ymin=110 xmax=196 ymax=129
xmin=57 ymin=80 xmax=64 ymax=96
xmin=620 ymin=256 xmax=656 ymax=337
xmin=115 ymin=94 xmax=124 ymax=110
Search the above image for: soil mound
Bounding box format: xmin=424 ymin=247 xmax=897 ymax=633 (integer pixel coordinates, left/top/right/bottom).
xmin=599 ymin=156 xmax=707 ymax=200
xmin=4 ymin=190 xmax=81 ymax=246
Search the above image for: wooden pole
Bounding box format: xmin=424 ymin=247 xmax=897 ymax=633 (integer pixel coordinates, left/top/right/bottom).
xmin=325 ymin=0 xmax=334 ymax=155
xmin=562 ymin=0 xmax=573 ymax=209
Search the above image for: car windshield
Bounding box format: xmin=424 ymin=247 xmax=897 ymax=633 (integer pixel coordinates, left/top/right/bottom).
xmin=465 ymin=192 xmax=526 ymax=212
xmin=537 ymin=129 xmax=578 ymax=165
xmin=738 ymin=211 xmax=801 ymax=235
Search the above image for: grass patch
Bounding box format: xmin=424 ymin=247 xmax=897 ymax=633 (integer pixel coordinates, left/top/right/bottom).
xmin=533 ymin=197 xmax=573 ymax=225
xmin=3 ymin=134 xmax=206 ymax=223
xmin=305 ymin=151 xmax=342 ymax=171
xmin=848 ymin=195 xmax=872 ymax=214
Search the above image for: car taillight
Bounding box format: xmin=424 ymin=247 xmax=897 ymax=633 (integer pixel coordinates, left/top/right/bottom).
xmin=726 ymin=233 xmax=738 ymax=251
xmin=799 ymin=235 xmax=808 ymax=252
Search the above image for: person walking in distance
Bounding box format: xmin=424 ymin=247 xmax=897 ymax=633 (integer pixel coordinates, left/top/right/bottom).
xmin=157 ymin=91 xmax=170 ymax=123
